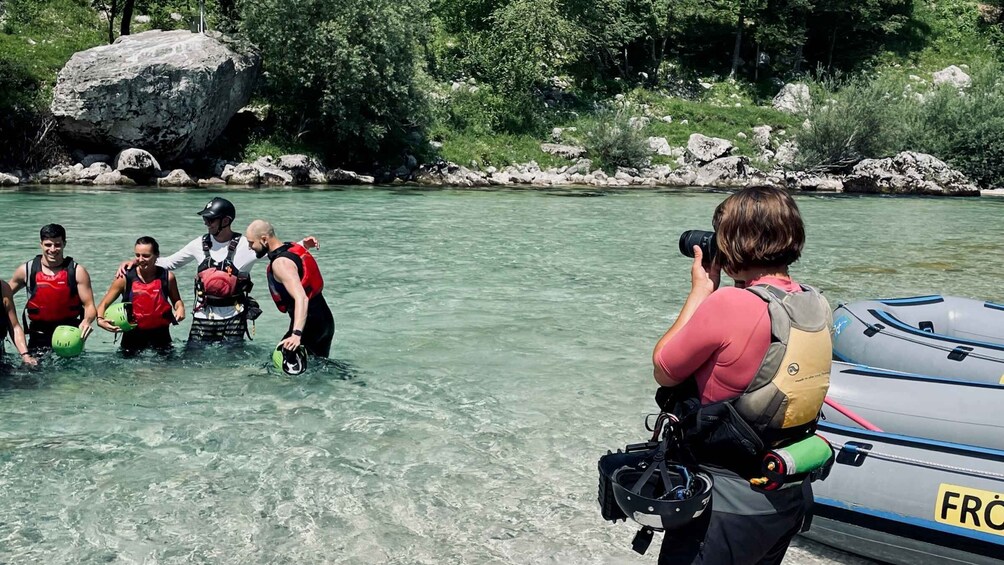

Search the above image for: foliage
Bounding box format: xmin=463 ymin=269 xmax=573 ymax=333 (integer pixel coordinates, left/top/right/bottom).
xmin=238 ymin=0 xmax=431 ymax=165
xmin=582 ymin=105 xmax=651 ymax=170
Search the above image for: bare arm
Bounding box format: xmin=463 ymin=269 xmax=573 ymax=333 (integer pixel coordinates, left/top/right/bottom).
xmin=75 ymin=265 xmax=97 ymax=339
xmin=8 ymin=263 xmax=27 ymax=295
xmin=3 ymin=280 xmax=35 ymax=365
xmin=652 ymin=247 xmax=720 ymax=387
xmin=167 ymin=272 xmax=185 ymax=324
xmin=95 ymin=277 xmax=127 ymax=333
xmin=273 ymin=257 xmax=309 ymax=351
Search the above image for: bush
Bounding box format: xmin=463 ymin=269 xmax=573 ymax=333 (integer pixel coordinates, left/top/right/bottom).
xmin=583 ymin=107 xmax=650 ymax=171
xmin=239 ymin=0 xmax=430 ymax=166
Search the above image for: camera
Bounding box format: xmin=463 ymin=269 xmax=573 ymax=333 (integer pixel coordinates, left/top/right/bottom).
xmin=678 ymin=230 xmax=718 ymax=261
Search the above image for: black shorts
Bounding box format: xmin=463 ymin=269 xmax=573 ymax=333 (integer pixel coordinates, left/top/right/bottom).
xmin=658 ymin=470 xmax=810 ymax=565
xmin=187 ymin=315 xmax=247 ymax=346
xmin=121 ymin=326 xmax=173 ymax=355
xmin=284 ymin=295 xmax=335 ymax=358
xmin=27 ymin=317 xmax=82 ymax=353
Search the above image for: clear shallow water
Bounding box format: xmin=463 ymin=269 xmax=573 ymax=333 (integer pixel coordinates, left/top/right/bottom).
xmin=1 ymin=187 xmax=1003 ymax=564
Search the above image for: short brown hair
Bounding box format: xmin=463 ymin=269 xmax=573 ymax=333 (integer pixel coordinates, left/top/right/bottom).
xmin=712 ymin=186 xmax=804 ymax=273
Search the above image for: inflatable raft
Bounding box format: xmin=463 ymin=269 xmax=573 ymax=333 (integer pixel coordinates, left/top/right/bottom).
xmin=807 ymin=422 xmax=1004 ymax=565
xmin=831 ymin=295 xmax=1004 ymax=384
xmin=801 ymin=362 xmax=1004 ymax=563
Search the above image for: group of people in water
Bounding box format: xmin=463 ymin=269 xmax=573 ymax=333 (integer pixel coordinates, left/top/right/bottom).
xmin=0 ymin=197 xmax=335 ymax=367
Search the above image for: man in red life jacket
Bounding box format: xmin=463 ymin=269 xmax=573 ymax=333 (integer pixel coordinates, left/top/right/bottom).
xmin=116 ymin=197 xmax=317 ymax=347
xmin=246 ymin=219 xmax=335 ymax=357
xmin=8 ymin=224 xmax=97 ymax=353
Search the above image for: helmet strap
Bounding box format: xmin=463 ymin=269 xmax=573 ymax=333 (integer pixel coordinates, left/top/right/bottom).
xmin=631 ymin=527 xmax=655 ymax=555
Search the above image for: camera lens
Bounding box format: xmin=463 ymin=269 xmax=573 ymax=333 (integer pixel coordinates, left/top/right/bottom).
xmin=679 ymin=230 xmax=717 ymax=260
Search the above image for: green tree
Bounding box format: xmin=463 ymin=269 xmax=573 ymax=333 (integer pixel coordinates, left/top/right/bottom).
xmin=239 ymin=0 xmax=430 ymax=164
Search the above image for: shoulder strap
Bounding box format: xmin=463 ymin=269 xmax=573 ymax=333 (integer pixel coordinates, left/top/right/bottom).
xmin=123 ymin=268 xmax=138 ymax=301
xmin=25 ymin=255 xmax=42 ymax=297
xmin=159 ymin=267 xmax=171 ymax=298
xmin=201 ymin=234 xmax=213 ymax=259
xmin=226 ymin=234 xmax=242 ymax=262
xmin=64 ymin=257 xmax=78 ymax=298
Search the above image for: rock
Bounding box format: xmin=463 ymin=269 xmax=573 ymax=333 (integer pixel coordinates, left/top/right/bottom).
xmin=628 ymin=117 xmax=650 ymax=129
xmin=752 ymin=125 xmax=773 ymax=150
xmin=51 ymin=30 xmax=261 ymax=160
xmin=736 ymin=132 xmax=747 ymax=139
xmin=932 ymin=65 xmax=971 ymax=89
xmin=170 ymin=13 xmax=183 ymax=21
xmin=134 ymin=15 xmax=151 ymax=24
xmin=686 ymin=133 xmax=734 ymax=164
xmin=661 ymin=116 xmax=673 ymax=123
xmin=198 ymin=177 xmax=226 ymax=186
xmin=78 ymin=162 xmax=112 ymax=180
xmin=278 ymin=154 xmax=322 ymax=184
xmin=429 ymin=141 xmax=443 ymax=150
xmin=113 ymin=148 xmax=161 ymax=181
xmin=0 ymin=172 xmax=19 ymax=186
xmin=647 ymin=137 xmax=674 ymax=156
xmin=92 ymin=170 xmax=136 ymax=185
xmin=695 ymin=156 xmax=753 ymax=187
xmin=774 ymin=141 xmax=799 ymax=167
xmin=540 ymin=143 xmax=587 ymax=159
xmin=258 ymin=167 xmax=294 ymax=186
xmin=326 ymin=168 xmax=374 ymax=185
xmin=413 ymin=162 xmax=484 ymax=186
xmin=772 ymin=83 xmax=811 ymax=114
xmin=157 ymin=168 xmax=196 ymax=187
xmin=551 ymin=127 xmax=577 ymax=141
xmin=844 ymin=151 xmax=979 ymax=196
xmin=224 ymin=163 xmax=259 ymax=185
xmin=797 ymin=175 xmax=844 ymax=192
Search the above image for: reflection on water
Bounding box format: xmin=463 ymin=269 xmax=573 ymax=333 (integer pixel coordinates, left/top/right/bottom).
xmin=2 ymin=187 xmax=1003 ymax=564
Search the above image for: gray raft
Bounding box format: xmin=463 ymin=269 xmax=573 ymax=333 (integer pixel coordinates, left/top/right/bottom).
xmin=800 ymin=362 xmax=1004 ymax=564
xmin=832 ymin=295 xmax=1004 ymax=384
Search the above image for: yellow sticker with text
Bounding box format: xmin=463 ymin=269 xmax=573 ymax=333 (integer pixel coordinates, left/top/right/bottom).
xmin=935 ymin=483 xmax=1004 ymax=537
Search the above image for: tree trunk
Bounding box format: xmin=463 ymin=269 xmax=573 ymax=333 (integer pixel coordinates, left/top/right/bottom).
xmin=654 ymin=0 xmax=674 ymax=85
xmin=827 ymin=28 xmax=837 ymax=71
xmin=120 ymin=0 xmax=134 ymax=36
xmin=793 ymin=42 xmax=804 ymax=73
xmin=107 ymin=0 xmax=118 ymax=44
xmin=730 ymin=11 xmax=745 ymax=78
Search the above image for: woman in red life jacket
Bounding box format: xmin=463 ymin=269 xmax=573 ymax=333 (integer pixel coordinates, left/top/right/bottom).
xmin=96 ymin=237 xmax=185 ymax=355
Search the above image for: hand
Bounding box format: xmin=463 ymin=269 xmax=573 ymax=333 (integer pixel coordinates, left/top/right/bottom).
xmin=97 ymin=317 xmax=121 ymax=333
xmin=690 ymin=245 xmax=721 ymax=297
xmin=79 ymin=319 xmax=93 ymax=340
xmin=173 ymin=306 xmax=185 ymax=324
xmin=280 ymin=334 xmax=302 ymax=351
xmin=302 ymin=236 xmax=320 ymax=250
xmin=116 ymin=259 xmax=136 ymax=278
xmin=20 ymin=353 xmax=37 ymax=366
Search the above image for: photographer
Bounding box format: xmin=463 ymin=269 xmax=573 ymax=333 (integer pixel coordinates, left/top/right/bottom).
xmin=651 ymin=186 xmax=832 ymax=565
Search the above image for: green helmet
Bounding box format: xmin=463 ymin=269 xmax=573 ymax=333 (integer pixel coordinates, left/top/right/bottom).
xmin=105 ymin=302 xmax=136 ymax=332
xmin=273 ymin=344 xmax=308 ymax=375
xmin=51 ymin=325 xmax=84 ymax=358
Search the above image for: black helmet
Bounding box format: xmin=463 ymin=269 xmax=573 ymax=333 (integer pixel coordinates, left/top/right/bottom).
xmin=610 ymin=457 xmax=713 ymax=531
xmin=273 ymin=344 xmax=308 ymax=375
xmin=197 ymin=197 xmax=236 ymax=222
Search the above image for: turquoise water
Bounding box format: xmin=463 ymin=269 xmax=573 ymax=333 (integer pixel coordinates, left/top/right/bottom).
xmin=1 ymin=187 xmax=1002 ymax=564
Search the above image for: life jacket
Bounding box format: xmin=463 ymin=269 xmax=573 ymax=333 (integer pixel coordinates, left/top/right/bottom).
xmin=267 ymin=242 xmax=324 ymax=314
xmin=24 ymin=255 xmax=83 ymax=323
xmin=124 ymin=267 xmax=174 ymax=330
xmin=195 ymin=233 xmax=253 ymax=309
xmin=668 ymin=284 xmax=832 ymax=476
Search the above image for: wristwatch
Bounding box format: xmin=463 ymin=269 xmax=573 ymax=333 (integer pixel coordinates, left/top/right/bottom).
xmin=292 ymin=329 xmax=303 ymax=337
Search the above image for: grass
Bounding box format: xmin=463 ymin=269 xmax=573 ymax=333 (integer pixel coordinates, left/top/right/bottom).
xmin=434 ymin=131 xmax=566 ymax=170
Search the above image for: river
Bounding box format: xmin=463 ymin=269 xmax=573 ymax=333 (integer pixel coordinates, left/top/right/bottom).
xmin=1 ymin=186 xmax=1001 ymax=564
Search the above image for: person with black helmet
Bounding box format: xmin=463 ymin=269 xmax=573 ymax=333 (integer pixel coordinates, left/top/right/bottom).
xmin=647 ymin=186 xmax=832 ymax=565
xmin=117 ymin=197 xmax=318 ymax=346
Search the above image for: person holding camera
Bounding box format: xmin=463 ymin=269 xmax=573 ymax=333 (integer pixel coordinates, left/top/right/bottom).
xmin=651 ymin=186 xmax=832 ymax=565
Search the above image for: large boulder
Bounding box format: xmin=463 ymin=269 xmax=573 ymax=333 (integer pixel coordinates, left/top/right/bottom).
xmin=114 ymin=148 xmax=161 ymax=181
xmin=932 ymin=65 xmax=971 ymax=89
xmin=772 ymin=83 xmax=811 ymax=114
xmin=51 ymin=30 xmax=260 ymax=161
xmin=695 ymin=156 xmax=754 ymax=187
xmin=844 ymin=152 xmax=979 ymax=196
xmin=0 ymin=172 xmax=19 ymax=186
xmin=685 ymin=134 xmax=734 ymax=164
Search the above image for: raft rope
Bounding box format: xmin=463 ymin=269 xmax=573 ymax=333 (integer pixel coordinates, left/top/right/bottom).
xmin=841 ymin=307 xmax=1004 ymax=365
xmin=829 ymin=440 xmax=1004 ymax=481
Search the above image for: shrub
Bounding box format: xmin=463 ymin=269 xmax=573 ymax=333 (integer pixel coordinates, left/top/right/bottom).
xmin=583 ymin=107 xmax=650 ymax=171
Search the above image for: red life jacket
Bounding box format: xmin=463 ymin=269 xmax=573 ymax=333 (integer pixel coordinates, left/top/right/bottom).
xmin=266 ymin=242 xmax=323 ymax=314
xmin=24 ymin=256 xmax=83 ymax=323
xmin=125 ymin=267 xmax=174 ymax=330
xmin=195 ymin=233 xmax=252 ymax=309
